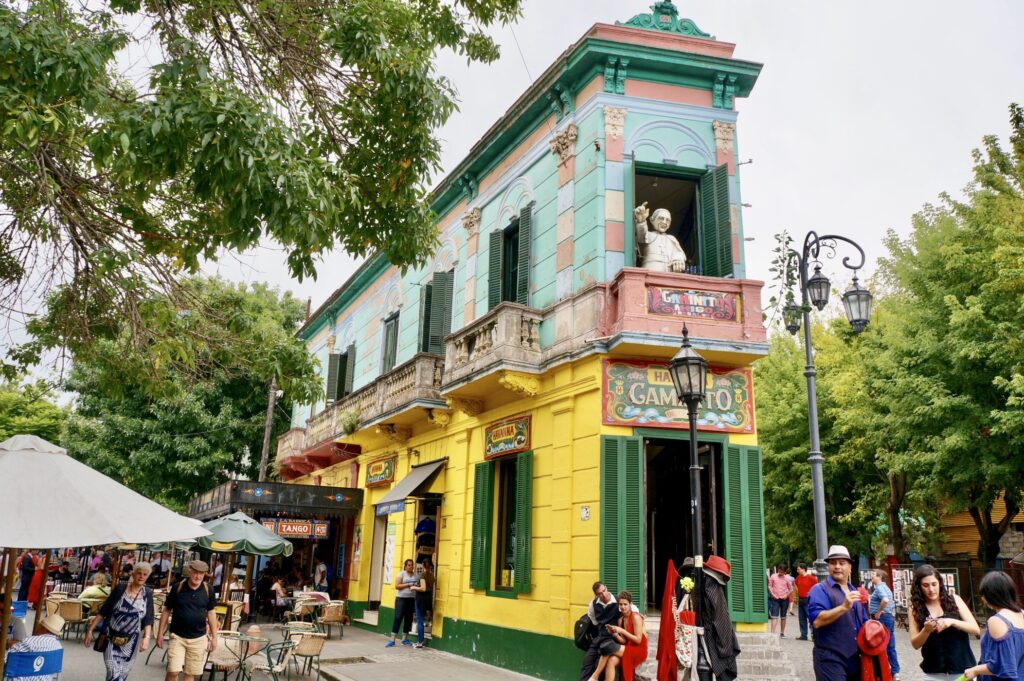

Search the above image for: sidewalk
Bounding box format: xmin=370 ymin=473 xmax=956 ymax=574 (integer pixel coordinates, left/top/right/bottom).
xmin=318 ymin=626 xmax=541 ymax=681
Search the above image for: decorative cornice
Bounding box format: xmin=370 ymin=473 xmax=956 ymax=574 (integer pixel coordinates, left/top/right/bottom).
xmin=712 ymin=72 xmax=738 ymax=109
xmin=446 ymin=397 xmax=484 ymax=417
xmin=498 ymin=371 xmax=541 ymax=397
xmin=461 ymin=208 xmax=481 ymax=237
xmin=426 ymin=408 xmax=452 ymax=428
xmin=549 ymin=124 xmax=578 ymax=166
xmin=604 ymin=107 xmax=625 ymax=140
xmin=376 ymin=424 xmax=411 ymax=444
xmin=712 ymin=121 xmax=735 ymax=154
xmin=616 ymin=1 xmax=714 ymax=39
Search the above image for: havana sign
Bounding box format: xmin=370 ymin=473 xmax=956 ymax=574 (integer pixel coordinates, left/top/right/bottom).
xmin=602 ymin=359 xmax=754 ymax=433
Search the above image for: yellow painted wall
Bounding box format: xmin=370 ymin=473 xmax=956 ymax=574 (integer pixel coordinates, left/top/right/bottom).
xmin=294 ymin=354 xmax=762 ymax=639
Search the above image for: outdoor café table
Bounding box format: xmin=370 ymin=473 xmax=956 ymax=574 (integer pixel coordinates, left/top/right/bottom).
xmin=209 ymin=630 xmax=269 ymax=681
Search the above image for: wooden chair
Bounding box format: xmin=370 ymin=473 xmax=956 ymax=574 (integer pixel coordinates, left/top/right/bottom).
xmin=287 ymin=631 xmax=327 ymax=680
xmin=246 ymin=639 xmax=297 ymax=681
xmin=285 ymin=599 xmax=318 ymax=624
xmin=57 ymin=600 xmax=88 ymax=640
xmin=315 ymin=602 xmax=346 ymax=639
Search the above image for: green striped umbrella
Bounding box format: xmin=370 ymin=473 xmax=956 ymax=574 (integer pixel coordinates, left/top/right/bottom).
xmin=195 ymin=511 xmax=293 ymax=556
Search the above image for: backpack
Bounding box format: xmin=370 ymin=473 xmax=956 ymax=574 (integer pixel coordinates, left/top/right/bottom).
xmin=574 ymin=611 xmax=598 ymax=651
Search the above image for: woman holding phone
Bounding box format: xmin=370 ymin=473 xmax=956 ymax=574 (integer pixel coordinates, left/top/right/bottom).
xmin=908 ymin=565 xmax=978 ymax=681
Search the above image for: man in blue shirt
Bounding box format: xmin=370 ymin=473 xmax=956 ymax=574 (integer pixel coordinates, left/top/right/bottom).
xmin=808 ymin=545 xmax=868 ymax=680
xmin=868 ymin=569 xmax=900 ymax=680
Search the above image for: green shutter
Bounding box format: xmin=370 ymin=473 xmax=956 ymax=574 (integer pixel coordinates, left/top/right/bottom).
xmin=428 ymin=271 xmax=453 ymax=354
xmin=325 ymin=353 xmax=340 ymax=403
xmin=514 ymin=451 xmax=533 ymax=593
xmin=698 ymin=164 xmax=733 ymax=278
xmin=516 ymin=203 xmax=534 ymax=305
xmin=342 ymin=343 xmax=356 ymax=396
xmin=419 ymin=282 xmax=433 ymax=353
xmin=723 ymin=444 xmax=767 ymax=622
xmin=600 ymin=436 xmax=645 ymax=605
xmin=470 ymin=461 xmax=494 ymax=590
xmin=746 ymin=446 xmax=768 ymax=619
xmin=488 ymin=230 xmax=502 ymax=310
xmin=383 ymin=314 xmax=399 ymax=372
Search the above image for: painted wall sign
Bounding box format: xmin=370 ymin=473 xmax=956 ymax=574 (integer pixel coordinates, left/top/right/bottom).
xmin=602 ymin=359 xmax=755 ymax=433
xmin=484 ymin=414 xmax=532 ymax=459
xmin=366 ymin=456 xmax=397 ymax=488
xmin=260 ymin=518 xmax=330 ymax=539
xmin=375 ymin=500 xmax=406 ymax=516
xmin=646 ymin=285 xmax=741 ymax=322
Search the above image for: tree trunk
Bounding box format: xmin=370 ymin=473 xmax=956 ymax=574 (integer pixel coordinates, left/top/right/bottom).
xmin=968 ymin=498 xmax=1021 ymax=566
xmin=887 ymin=472 xmax=909 ymax=563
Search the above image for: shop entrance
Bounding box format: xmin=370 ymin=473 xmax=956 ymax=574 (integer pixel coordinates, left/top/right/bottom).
xmin=645 ymin=437 xmax=724 ymax=610
xmin=367 ymin=515 xmax=387 ymax=610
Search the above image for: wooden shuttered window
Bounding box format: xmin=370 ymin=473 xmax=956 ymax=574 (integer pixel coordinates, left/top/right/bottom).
xmin=342 ymin=343 xmax=356 ymax=396
xmin=325 ymin=353 xmax=341 ymax=405
xmin=723 ymin=444 xmax=767 ymax=622
xmin=697 ymin=164 xmax=733 ymax=278
xmin=515 ymin=203 xmax=533 ymax=305
xmin=487 ymin=202 xmax=535 ymax=310
xmin=325 ymin=347 xmax=355 ymax=404
xmin=381 ymin=314 xmax=399 ymax=373
xmin=470 ymin=461 xmax=494 ymax=590
xmin=600 ymin=436 xmax=645 ymax=606
xmin=419 ymin=271 xmax=454 ymax=354
xmin=488 ymin=231 xmax=502 ymax=310
xmin=513 ymin=450 xmax=533 ymax=593
xmin=468 ymin=453 xmax=533 ymax=594
xmin=418 ymin=282 xmax=433 ymax=353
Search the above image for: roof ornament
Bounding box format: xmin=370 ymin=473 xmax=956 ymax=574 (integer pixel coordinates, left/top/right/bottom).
xmin=616 ymin=1 xmax=714 ymax=39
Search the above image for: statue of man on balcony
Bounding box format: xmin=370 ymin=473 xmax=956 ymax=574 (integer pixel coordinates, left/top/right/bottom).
xmin=634 ymin=202 xmax=687 ymax=273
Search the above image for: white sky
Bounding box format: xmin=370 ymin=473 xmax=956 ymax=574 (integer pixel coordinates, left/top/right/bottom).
xmin=209 ymin=0 xmax=1024 ymax=312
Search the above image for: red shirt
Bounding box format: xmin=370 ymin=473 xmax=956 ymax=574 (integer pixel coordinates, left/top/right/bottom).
xmin=795 ymin=573 xmax=818 ymax=599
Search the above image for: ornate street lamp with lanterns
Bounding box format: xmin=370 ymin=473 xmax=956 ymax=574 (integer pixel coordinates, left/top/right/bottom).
xmin=780 ymin=231 xmax=873 ymax=581
xmin=667 ymin=325 xmax=713 ymax=681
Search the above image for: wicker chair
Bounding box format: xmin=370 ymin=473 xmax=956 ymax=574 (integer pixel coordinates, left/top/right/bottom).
xmin=315 ymin=602 xmax=346 ymax=639
xmin=287 ymin=631 xmax=327 ymax=680
xmin=285 ymin=599 xmax=318 ymax=624
xmin=246 ymin=639 xmax=297 ymax=681
xmin=57 ymin=600 xmax=88 ymax=640
xmin=204 ymin=631 xmax=243 ymax=681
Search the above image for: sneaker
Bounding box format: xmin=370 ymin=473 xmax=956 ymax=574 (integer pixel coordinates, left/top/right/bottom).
xmin=780 ymin=633 xmax=785 ymax=638
xmin=893 ymin=676 xmax=901 ymax=681
xmin=401 ymin=639 xmax=413 ymax=646
xmin=797 ymin=636 xmax=808 ymax=640
xmin=414 ymin=642 xmax=424 ymax=648
xmin=385 ymin=641 xmax=396 ymax=648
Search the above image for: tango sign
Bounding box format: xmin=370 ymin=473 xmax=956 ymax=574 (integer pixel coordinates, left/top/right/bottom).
xmin=261 ymin=518 xmax=330 ymax=539
xmin=602 ymin=359 xmax=754 ymax=433
xmin=646 ymin=285 xmax=740 ymax=322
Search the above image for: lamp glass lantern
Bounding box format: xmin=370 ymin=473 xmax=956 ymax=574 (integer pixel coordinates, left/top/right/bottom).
xmin=669 ymin=326 xmax=708 ymax=406
xmin=807 ymin=264 xmax=831 ymax=310
xmin=783 ymin=303 xmax=803 ymax=335
xmin=842 ymin=275 xmax=873 ymax=332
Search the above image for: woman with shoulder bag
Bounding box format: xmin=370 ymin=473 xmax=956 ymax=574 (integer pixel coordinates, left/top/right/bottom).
xmin=85 ymin=562 xmax=155 ymax=681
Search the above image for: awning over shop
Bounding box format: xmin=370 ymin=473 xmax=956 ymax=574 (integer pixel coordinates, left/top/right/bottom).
xmin=375 ymin=459 xmax=446 ymax=515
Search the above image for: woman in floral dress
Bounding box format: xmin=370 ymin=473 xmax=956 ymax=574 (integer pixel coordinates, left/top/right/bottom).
xmin=85 ymin=562 xmax=155 ymax=680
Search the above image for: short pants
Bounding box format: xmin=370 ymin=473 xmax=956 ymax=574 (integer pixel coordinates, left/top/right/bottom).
xmin=167 ymin=633 xmax=207 ymax=676
xmin=768 ymin=597 xmax=790 ymax=619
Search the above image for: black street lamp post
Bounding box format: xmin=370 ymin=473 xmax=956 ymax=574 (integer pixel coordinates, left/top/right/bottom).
xmin=783 ymin=232 xmax=872 ymax=581
xmin=668 ymin=325 xmax=712 ymax=681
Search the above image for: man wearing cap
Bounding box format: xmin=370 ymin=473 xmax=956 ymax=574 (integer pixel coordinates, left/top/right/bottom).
xmin=156 ymin=560 xmax=219 ymax=681
xmin=7 ymin=614 xmax=63 ymax=681
xmin=808 ymin=545 xmax=868 ymax=680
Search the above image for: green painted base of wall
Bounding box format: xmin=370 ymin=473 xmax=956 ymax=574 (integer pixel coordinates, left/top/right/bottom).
xmin=346 ymin=603 xmax=581 ymax=680
xmin=430 ymin=617 xmax=582 ymax=681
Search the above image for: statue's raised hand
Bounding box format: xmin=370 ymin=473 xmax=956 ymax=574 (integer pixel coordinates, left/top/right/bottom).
xmin=633 ymin=201 xmax=650 ymax=224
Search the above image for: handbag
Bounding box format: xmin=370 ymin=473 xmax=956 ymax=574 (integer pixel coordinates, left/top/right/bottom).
xmin=674 ymin=593 xmax=698 ymax=669
xmin=92 ymin=620 xmax=108 ymax=653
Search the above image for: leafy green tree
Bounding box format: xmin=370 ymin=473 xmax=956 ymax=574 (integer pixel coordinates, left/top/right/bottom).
xmin=0 ymin=380 xmax=66 ymax=442
xmin=0 ymin=0 xmax=522 ymax=377
xmin=60 ymin=277 xmax=321 ymax=510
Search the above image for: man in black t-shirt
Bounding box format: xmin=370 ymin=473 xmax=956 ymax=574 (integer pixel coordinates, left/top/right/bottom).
xmin=156 ymin=560 xmax=219 ymax=681
xmin=579 ymin=581 xmax=620 ymax=681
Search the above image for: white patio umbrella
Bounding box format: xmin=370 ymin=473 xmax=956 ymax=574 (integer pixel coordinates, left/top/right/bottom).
xmin=0 ymin=434 xmax=210 ymax=671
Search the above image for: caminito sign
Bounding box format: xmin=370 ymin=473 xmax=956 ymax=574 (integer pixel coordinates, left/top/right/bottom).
xmin=646 ymin=285 xmax=740 ymax=322
xmin=602 ymin=359 xmax=754 ymax=433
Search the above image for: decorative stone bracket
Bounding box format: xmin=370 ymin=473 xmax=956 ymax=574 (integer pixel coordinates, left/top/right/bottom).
xmin=549 ymin=124 xmax=578 ymax=166
xmin=426 ymin=408 xmax=452 ymax=428
xmin=446 ymin=397 xmax=483 ymax=417
xmin=546 ymin=83 xmax=575 ymax=122
xmin=498 ymin=371 xmax=541 ymax=397
xmin=604 ymin=107 xmax=625 ymax=140
xmin=462 ymin=208 xmax=481 ymax=237
xmin=376 ymin=424 xmax=412 ymax=444
xmin=713 ymin=121 xmax=735 ymax=154
xmin=712 ymin=73 xmax=738 ymax=109
xmin=603 ymin=57 xmax=629 ymax=95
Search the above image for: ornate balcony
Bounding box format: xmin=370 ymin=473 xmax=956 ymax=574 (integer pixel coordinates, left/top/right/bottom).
xmin=304 ymin=352 xmax=446 ymax=449
xmin=275 ymin=427 xmax=306 ymax=464
xmin=443 ymin=302 xmax=543 ymax=391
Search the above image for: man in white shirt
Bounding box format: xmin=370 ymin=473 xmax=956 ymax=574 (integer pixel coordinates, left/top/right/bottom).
xmin=212 ymin=558 xmax=223 ymax=591
xmin=313 ymin=558 xmax=328 ymax=593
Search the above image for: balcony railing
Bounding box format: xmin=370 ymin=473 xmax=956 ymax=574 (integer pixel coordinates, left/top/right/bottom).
xmin=443 ymin=302 xmax=543 ymax=389
xmin=300 ymin=352 xmax=445 ymax=448
xmin=275 ymin=427 xmax=306 ymax=464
